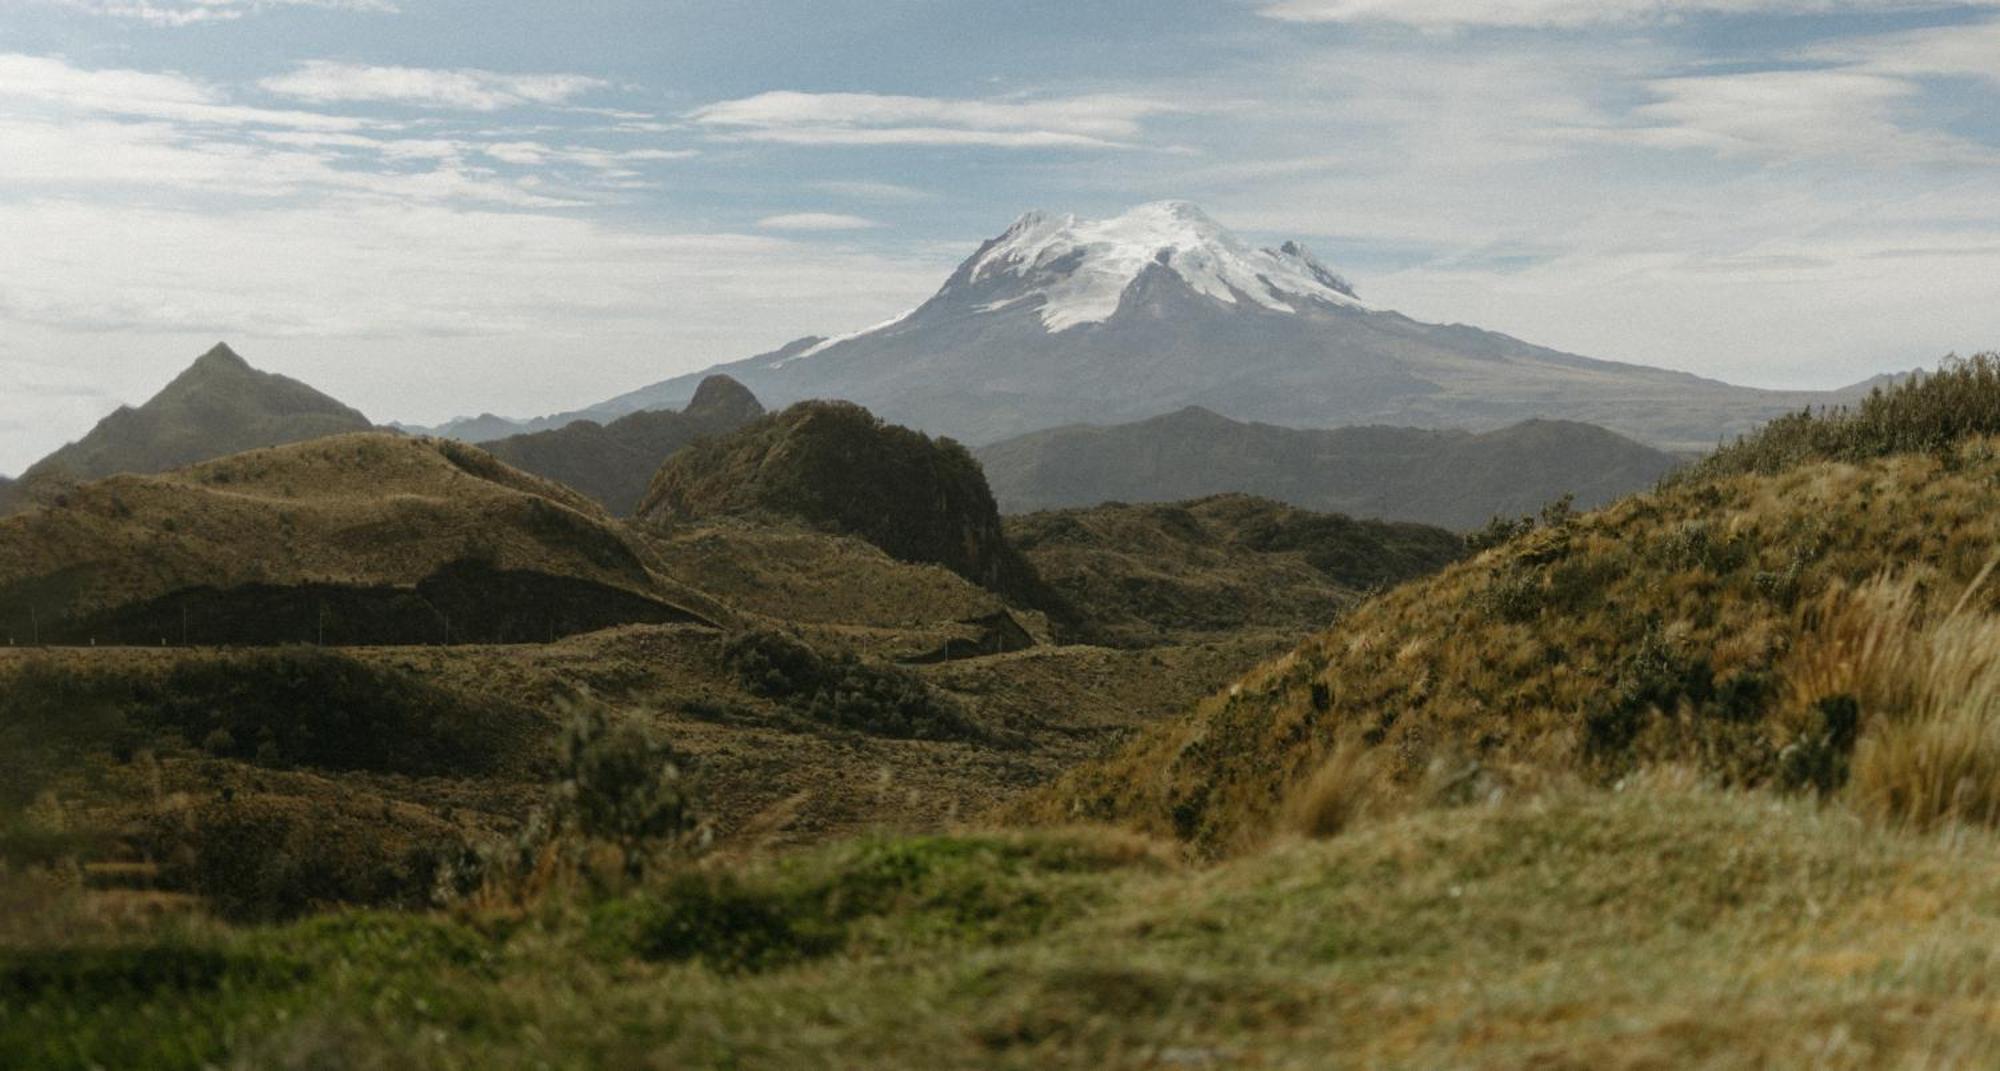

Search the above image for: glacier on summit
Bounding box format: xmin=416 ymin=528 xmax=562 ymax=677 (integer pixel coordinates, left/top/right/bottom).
xmin=959 ymin=201 xmax=1368 ymax=331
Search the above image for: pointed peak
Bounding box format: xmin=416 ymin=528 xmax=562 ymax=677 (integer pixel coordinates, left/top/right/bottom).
xmin=193 ymin=342 xmax=250 ymax=372
xmin=685 ymin=374 xmax=765 ymax=423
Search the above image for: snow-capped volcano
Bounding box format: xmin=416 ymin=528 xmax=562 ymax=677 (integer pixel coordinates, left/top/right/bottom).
xmin=439 ymin=202 xmax=1871 ymax=453
xmin=954 ymin=201 xmax=1365 ymax=331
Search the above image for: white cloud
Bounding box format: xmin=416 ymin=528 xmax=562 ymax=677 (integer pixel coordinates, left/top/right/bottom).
xmin=52 ymin=0 xmax=395 ymax=26
xmin=0 ymin=52 xmax=366 ymax=131
xmin=480 ymin=141 xmax=697 ymax=171
xmin=1256 ymin=0 xmax=1992 ymax=28
xmin=1589 ymin=67 xmax=1990 ymax=163
xmin=260 ymin=61 xmax=608 ymax=111
xmin=689 ymin=91 xmax=1181 ymax=149
xmin=0 ymin=198 xmax=952 ymax=470
xmin=811 ymin=180 xmax=935 ymax=201
xmin=756 ymin=212 xmax=883 ymax=231
xmin=1810 ymin=14 xmax=2000 ymax=83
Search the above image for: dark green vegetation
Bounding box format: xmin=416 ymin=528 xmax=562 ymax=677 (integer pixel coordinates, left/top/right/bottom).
xmin=640 ymin=400 xmax=1049 ymax=608
xmin=978 ymin=407 xmax=1683 ymax=529
xmin=1007 ymin=494 xmax=1463 ymax=645
xmin=722 ymin=629 xmax=984 ymax=741
xmin=0 ymin=344 xmax=372 ymax=516
xmin=481 ymin=375 xmax=765 ymax=515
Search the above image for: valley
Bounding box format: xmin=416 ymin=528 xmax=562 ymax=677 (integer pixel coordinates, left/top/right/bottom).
xmin=3 ymin=242 xmax=1996 ymax=1068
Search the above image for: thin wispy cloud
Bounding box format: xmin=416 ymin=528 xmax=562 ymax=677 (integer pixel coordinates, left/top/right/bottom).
xmin=51 ymin=0 xmax=395 ymax=27
xmin=1257 ymin=0 xmax=1997 ymax=28
xmin=811 ymin=180 xmax=935 ymax=202
xmin=756 ymin=212 xmax=883 ymax=231
xmin=689 ymin=91 xmax=1182 ymax=150
xmin=261 ymin=61 xmax=609 ymax=111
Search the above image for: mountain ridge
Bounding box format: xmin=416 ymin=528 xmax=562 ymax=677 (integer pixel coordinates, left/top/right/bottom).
xmin=409 ymin=202 xmax=1885 ymax=451
xmin=477 ymin=374 xmax=765 ymax=515
xmin=977 ymin=407 xmax=1684 ymax=529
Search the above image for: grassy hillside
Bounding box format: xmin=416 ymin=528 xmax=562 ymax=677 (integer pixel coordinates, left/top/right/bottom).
xmin=481 ymin=375 xmax=764 ymax=515
xmin=12 ymin=344 xmax=373 ymax=497
xmin=640 ymin=401 xmax=1050 ymax=610
xmin=1007 ymin=494 xmax=1462 ymax=645
xmin=1022 ymin=355 xmax=2000 ymax=854
xmin=14 ymin=784 xmax=2000 ymax=1069
xmin=0 ymin=433 xmax=717 ymax=645
xmin=976 ymin=407 xmax=1683 ymax=529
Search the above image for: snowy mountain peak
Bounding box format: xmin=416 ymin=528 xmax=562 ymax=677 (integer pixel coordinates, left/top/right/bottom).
xmin=962 ymin=201 xmax=1367 ymax=331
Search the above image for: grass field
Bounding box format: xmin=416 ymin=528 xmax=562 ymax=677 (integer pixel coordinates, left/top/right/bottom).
xmin=10 ymin=782 xmax=2000 ymax=1069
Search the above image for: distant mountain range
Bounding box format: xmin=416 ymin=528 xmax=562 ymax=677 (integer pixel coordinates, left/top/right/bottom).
xmin=976 ymin=407 xmax=1683 ymax=529
xmin=0 ymin=343 xmax=373 ymax=513
xmin=416 ymin=201 xmax=1886 ymax=452
xmin=479 ymin=375 xmax=764 ymax=515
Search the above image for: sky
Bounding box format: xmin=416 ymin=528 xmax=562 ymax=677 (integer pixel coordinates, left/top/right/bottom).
xmin=2 ymin=0 xmax=1999 ymax=474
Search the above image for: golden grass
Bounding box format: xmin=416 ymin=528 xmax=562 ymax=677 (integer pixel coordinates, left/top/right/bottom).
xmin=1782 ymin=564 xmax=2000 ymax=829
xmin=1017 ymin=438 xmax=2000 ymax=855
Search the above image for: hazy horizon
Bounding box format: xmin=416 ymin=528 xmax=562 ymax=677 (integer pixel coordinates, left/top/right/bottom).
xmin=4 ymin=0 xmax=2000 ymax=473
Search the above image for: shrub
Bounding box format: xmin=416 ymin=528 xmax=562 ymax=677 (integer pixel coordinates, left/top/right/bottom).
xmin=722 ymin=630 xmax=983 ymax=742
xmin=1681 ymin=352 xmax=2000 ymax=482
xmin=554 ymin=699 xmax=705 ymax=881
xmin=151 ymin=648 xmax=517 ymax=775
xmin=158 ymin=795 xmax=467 ymax=922
xmin=0 ymin=660 xmax=142 ymax=810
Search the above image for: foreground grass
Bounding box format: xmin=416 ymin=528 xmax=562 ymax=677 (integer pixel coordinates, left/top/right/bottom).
xmin=10 ymin=784 xmax=2000 ymax=1069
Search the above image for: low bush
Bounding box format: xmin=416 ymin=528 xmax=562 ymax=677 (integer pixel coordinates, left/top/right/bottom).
xmin=150 ymin=647 xmax=521 ymax=775
xmin=722 ymin=630 xmax=983 ymax=741
xmin=590 ymin=834 xmax=1147 ymax=972
xmin=155 ymin=794 xmax=468 ymax=922
xmin=1681 ymin=352 xmax=2000 ymax=481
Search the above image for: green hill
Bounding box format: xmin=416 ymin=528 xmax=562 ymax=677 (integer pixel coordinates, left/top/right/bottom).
xmin=8 ymin=344 xmax=373 ymax=504
xmin=977 ymin=407 xmax=1683 ymax=529
xmin=639 ymin=400 xmax=1049 ymax=610
xmin=480 ymin=375 xmax=764 ymax=515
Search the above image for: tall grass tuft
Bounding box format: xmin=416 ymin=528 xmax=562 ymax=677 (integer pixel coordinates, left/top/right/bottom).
xmin=1783 ymin=563 xmax=2000 ymax=829
xmin=1280 ymin=735 xmax=1391 ymax=839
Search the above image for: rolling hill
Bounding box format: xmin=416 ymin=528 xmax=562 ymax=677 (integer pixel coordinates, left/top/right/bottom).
xmin=449 ymin=201 xmax=1882 ymax=452
xmin=479 ymin=375 xmax=765 ymax=515
xmin=977 ymin=408 xmax=1683 ymax=528
xmin=0 ymin=433 xmax=720 ymax=646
